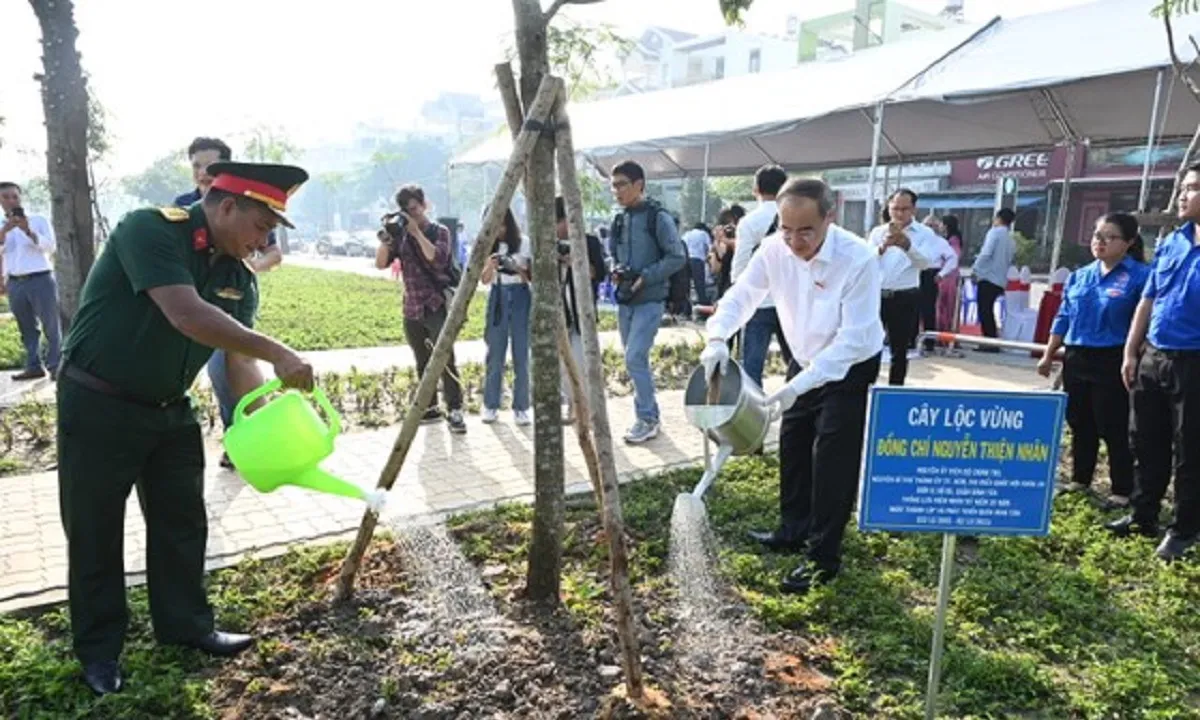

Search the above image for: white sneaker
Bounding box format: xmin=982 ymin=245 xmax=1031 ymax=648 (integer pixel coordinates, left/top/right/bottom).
xmin=482 ymin=408 xmax=499 ymax=424
xmin=514 ymin=409 xmax=533 ymax=426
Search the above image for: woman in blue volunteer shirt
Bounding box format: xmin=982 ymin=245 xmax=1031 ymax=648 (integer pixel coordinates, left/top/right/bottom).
xmin=1038 ymin=212 xmax=1148 ymax=508
xmin=481 ymin=208 xmax=533 ymax=426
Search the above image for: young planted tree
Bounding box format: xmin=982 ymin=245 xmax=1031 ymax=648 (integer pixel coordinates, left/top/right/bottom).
xmin=1153 ymin=1 xmax=1200 ymax=217
xmin=29 ymin=0 xmax=94 ymax=323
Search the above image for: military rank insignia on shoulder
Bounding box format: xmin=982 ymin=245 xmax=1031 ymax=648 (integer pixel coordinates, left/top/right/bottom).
xmin=158 ymin=206 xmax=190 ymax=222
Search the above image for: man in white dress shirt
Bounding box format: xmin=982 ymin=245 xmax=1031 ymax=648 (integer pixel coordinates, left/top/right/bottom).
xmin=731 ymin=164 xmax=794 ymax=387
xmin=868 ymin=189 xmax=957 ymax=385
xmin=0 ymin=182 xmax=60 ymax=381
xmin=701 ymin=178 xmax=884 ymax=594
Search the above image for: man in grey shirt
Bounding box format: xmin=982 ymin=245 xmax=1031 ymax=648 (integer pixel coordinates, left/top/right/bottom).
xmin=972 ymin=208 xmax=1016 ymax=349
xmin=607 ymin=160 xmax=686 ymax=444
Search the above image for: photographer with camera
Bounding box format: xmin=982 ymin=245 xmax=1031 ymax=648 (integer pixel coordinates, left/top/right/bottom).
xmin=478 ymin=208 xmax=532 ymax=425
xmin=607 ymin=160 xmax=686 ymax=444
xmin=708 ymin=205 xmax=744 ymax=301
xmin=556 ymin=196 xmax=606 ymax=422
xmin=1 ymin=181 xmax=60 ymax=382
xmin=375 ymin=184 xmax=467 ymax=434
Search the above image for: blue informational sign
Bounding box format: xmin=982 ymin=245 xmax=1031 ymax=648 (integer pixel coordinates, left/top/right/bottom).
xmin=859 ymin=387 xmax=1067 ymax=536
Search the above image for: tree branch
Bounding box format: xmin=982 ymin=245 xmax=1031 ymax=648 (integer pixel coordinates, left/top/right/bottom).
xmin=543 ymin=0 xmax=602 ymax=24
xmin=1164 ymin=9 xmax=1200 ymax=106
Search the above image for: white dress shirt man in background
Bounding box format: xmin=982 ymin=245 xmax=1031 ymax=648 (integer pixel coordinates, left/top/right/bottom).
xmin=868 ymin=189 xmax=958 ymax=385
xmin=730 ymin=164 xmax=794 ymax=387
xmin=701 ymin=178 xmax=884 ymax=595
xmin=0 ymin=181 xmax=60 ymax=381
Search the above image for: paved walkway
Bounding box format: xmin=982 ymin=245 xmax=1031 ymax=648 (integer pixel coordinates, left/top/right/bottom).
xmin=0 ymin=351 xmax=1044 ymax=613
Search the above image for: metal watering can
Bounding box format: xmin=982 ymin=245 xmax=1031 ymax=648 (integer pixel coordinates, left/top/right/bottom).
xmin=222 ymin=379 xmax=385 ymax=510
xmin=683 ymin=359 xmax=775 ymax=498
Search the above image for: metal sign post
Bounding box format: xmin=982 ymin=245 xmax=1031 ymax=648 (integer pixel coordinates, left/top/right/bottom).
xmin=925 ymin=532 xmax=957 ymax=720
xmin=859 ymin=387 xmax=1067 ymax=718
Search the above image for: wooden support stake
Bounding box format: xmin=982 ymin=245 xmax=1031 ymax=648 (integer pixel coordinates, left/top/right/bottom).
xmin=557 ymin=309 xmax=604 ymax=505
xmin=334 ymin=74 xmax=565 ymax=602
xmin=554 ymin=99 xmax=645 ymax=698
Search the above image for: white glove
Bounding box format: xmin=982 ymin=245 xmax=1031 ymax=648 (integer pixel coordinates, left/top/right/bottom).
xmin=700 ymin=339 xmax=730 ymax=380
xmin=765 ymin=382 xmax=801 ymax=417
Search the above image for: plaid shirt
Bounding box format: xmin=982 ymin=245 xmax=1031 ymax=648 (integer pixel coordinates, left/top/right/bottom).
xmin=388 ymin=222 xmax=451 ymax=320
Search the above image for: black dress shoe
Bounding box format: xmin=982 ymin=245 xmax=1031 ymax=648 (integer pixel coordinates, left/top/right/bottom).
xmin=1156 ymin=532 xmax=1198 ymax=562
xmin=779 ymin=563 xmax=838 ymax=595
xmin=747 ymin=529 xmax=807 ymax=553
xmin=1105 ymin=514 xmax=1160 ymax=539
xmin=183 ymin=631 xmax=254 ymax=657
xmin=82 ymin=660 xmax=122 ymax=696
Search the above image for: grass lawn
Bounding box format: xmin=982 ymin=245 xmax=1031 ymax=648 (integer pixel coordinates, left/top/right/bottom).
xmin=3 ymin=456 xmax=1197 ymax=718
xmin=0 ymin=264 xmax=619 ymax=369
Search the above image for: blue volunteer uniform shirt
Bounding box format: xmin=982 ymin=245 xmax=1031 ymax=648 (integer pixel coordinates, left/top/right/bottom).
xmin=1050 ymin=256 xmax=1150 ymax=347
xmin=175 ymin=188 xmax=277 ymax=247
xmin=1144 ymin=222 xmax=1200 ymax=351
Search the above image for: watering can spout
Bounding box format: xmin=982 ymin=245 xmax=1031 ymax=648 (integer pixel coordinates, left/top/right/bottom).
xmin=290 ymin=467 xmax=369 ymax=502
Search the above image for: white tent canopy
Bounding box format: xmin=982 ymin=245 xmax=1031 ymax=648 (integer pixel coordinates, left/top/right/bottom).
xmin=879 ymin=0 xmax=1200 ymax=162
xmin=452 ymin=0 xmax=1200 ymax=177
xmin=451 ymin=21 xmax=997 ymax=176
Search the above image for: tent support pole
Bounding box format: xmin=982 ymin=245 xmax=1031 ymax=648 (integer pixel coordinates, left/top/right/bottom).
xmin=749 ymin=137 xmax=779 ymax=165
xmin=701 ymin=143 xmax=711 ymax=219
xmin=1049 ymin=142 xmax=1078 ymax=274
xmin=1139 ymin=69 xmax=1166 ymax=213
xmin=865 ymin=101 xmax=885 ymax=235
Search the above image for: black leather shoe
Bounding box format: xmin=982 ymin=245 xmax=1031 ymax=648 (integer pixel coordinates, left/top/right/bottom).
xmin=183 ymin=631 xmax=254 ymax=657
xmin=1105 ymin=514 xmax=1160 ymax=539
xmin=82 ymin=660 xmax=122 ymax=696
xmin=747 ymin=529 xmax=807 ymax=553
xmin=1156 ymin=532 xmax=1198 ymax=562
xmin=779 ymin=563 xmax=838 ymax=595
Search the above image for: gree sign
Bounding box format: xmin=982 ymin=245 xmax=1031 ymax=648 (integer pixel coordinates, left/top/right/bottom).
xmin=952 ymin=148 xmax=1069 ymax=187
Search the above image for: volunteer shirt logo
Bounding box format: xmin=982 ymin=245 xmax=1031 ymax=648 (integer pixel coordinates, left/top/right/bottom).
xmin=216 ymin=288 xmax=244 ymax=300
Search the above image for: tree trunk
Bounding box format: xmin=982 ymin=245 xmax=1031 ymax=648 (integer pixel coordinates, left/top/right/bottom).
xmin=30 ymin=0 xmax=94 ymax=325
xmin=333 ymin=75 xmax=563 ymax=602
xmin=512 ymin=0 xmax=565 ymax=605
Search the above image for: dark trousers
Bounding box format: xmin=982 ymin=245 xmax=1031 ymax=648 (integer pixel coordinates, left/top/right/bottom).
xmin=57 ymin=376 xmax=214 ymax=664
xmin=977 ymin=280 xmax=1004 ymax=339
xmin=689 ymin=257 xmax=708 ymax=306
xmin=1130 ymin=346 xmax=1200 ymax=537
xmin=1063 ymin=346 xmax=1133 ymax=496
xmin=919 ymin=269 xmax=939 ymax=351
xmin=778 ymin=354 xmax=881 ymax=571
xmin=880 ymin=288 xmax=920 ymax=386
xmin=405 ymin=305 xmax=463 ymax=411
xmin=8 ymin=271 xmax=62 ymax=372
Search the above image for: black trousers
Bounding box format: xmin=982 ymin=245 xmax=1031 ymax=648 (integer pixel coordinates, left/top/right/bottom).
xmin=1130 ymin=346 xmax=1200 ymax=537
xmin=778 ymin=354 xmax=881 ymax=571
xmin=880 ymin=288 xmax=920 ymax=386
xmin=404 ymin=305 xmax=463 ymax=411
xmin=57 ymin=376 xmax=214 ymax=664
xmin=1063 ymin=346 xmax=1133 ymax=496
xmin=919 ymin=269 xmax=940 ymax=351
xmin=977 ymin=280 xmax=1004 ymax=339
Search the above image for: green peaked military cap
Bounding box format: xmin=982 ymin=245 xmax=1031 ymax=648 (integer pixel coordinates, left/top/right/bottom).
xmin=205 ymin=161 xmax=309 ymax=228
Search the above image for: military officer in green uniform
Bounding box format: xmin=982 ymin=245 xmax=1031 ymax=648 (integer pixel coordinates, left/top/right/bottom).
xmin=57 ymin=162 xmax=314 ymax=696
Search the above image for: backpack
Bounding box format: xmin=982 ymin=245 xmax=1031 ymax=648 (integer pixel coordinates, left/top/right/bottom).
xmin=610 ymin=200 xmax=691 ymax=314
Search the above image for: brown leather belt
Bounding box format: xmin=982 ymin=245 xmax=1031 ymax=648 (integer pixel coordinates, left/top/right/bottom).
xmin=61 ymin=365 xmax=187 ymax=409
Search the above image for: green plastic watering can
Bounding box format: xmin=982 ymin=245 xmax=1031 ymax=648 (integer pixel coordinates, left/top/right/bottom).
xmin=222 ymin=379 xmax=383 ymax=509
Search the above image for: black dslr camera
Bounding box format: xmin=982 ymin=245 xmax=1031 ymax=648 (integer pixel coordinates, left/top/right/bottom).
xmin=492 ymin=252 xmax=521 ymax=275
xmin=610 ymin=263 xmax=641 ymax=304
xmin=556 ymin=241 xmax=571 ymax=257
xmin=381 ymin=211 xmax=411 ymax=241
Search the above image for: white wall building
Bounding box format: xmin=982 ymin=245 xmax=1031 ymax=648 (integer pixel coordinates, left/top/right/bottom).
xmin=616 ymin=26 xmax=796 ymax=95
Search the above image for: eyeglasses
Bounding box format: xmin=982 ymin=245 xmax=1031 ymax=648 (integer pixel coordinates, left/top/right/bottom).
xmin=610 ymin=179 xmax=631 ymax=190
xmin=1092 ymin=232 xmax=1127 ymax=243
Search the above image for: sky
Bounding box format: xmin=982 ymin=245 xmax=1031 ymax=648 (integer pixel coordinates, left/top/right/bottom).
xmin=0 ymin=0 xmax=1093 ymax=180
